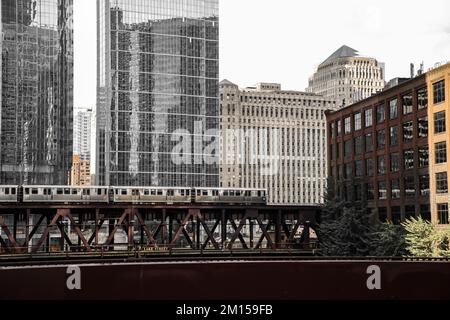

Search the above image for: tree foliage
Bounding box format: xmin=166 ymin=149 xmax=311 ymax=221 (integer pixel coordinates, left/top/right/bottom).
xmin=402 ymin=217 xmax=450 ymax=258
xmin=318 ymin=178 xmax=407 ymax=257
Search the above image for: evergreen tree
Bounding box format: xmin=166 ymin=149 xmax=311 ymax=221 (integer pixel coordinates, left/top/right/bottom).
xmin=319 ymin=178 xmax=381 ymax=256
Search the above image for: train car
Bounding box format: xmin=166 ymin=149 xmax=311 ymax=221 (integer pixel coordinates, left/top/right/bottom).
xmin=22 ymin=186 xmax=109 ymax=203
xmin=194 ymin=188 xmax=267 ymax=205
xmin=0 ymin=186 xmax=19 ymax=203
xmin=112 ymin=187 xmax=192 ymax=204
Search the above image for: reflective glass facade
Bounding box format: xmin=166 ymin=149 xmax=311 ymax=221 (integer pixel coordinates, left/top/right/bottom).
xmin=0 ymin=0 xmax=74 ymax=185
xmin=97 ymin=0 xmax=219 ymax=187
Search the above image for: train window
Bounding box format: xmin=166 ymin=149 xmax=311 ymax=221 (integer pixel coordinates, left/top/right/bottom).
xmin=224 ymin=191 xmax=229 ymax=196
xmin=230 ymin=191 xmax=235 ymax=196
xmin=83 ymin=189 xmax=90 ymax=196
xmin=186 ymin=190 xmax=190 ymax=196
xmin=25 ymin=188 xmax=30 ymax=195
xmin=236 ymin=191 xmax=241 ymax=196
xmin=197 ymin=190 xmax=201 ymax=196
xmin=157 ymin=190 xmax=163 ymax=196
xmin=11 ymin=188 xmax=16 ymax=195
xmin=180 ymin=190 xmax=185 ymax=196
xmin=57 ymin=189 xmax=63 ymax=195
xmin=97 ymin=189 xmax=103 ymax=195
xmin=64 ymin=189 xmax=70 ymax=195
xmin=144 ymin=190 xmax=150 ymax=196
xmin=5 ymin=188 xmax=9 ymax=195
xmin=32 ymin=188 xmax=38 ymax=195
xmin=121 ymin=190 xmax=127 ymax=196
xmin=72 ymin=189 xmax=78 ymax=195
xmin=203 ymin=190 xmax=208 ymax=196
xmin=213 ymin=190 xmax=219 ymax=196
xmin=151 ymin=190 xmax=156 ymax=196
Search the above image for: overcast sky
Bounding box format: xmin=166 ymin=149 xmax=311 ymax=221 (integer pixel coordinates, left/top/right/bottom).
xmin=74 ymin=0 xmax=450 ymax=109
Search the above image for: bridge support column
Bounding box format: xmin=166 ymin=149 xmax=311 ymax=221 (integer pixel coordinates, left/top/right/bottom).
xmin=221 ymin=209 xmax=226 ymax=249
xmin=275 ymin=210 xmax=282 ymax=249
xmin=162 ymin=209 xmax=167 ymax=245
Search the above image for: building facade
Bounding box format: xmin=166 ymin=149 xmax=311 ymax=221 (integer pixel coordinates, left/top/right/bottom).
xmin=74 ymin=109 xmax=93 ymax=161
xmin=96 ymin=0 xmax=219 ymax=187
xmin=0 ymin=0 xmax=74 ymax=185
xmin=427 ymin=63 xmax=450 ymax=225
xmin=220 ymin=80 xmax=337 ymax=205
xmin=70 ymin=154 xmax=91 ymax=186
xmin=327 ymin=65 xmax=450 ymax=226
xmin=307 ymin=45 xmax=385 ymax=109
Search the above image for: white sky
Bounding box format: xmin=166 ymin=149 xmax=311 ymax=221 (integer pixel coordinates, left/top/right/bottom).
xmin=74 ymin=0 xmax=450 ymax=109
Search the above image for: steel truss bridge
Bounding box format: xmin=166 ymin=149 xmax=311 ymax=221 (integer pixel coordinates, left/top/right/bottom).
xmin=0 ymin=203 xmax=319 ymax=255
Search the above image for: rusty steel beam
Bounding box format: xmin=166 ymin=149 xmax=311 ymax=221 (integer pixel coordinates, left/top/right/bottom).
xmin=104 ymin=211 xmax=129 ymax=247
xmin=198 ymin=215 xmax=220 ymax=250
xmin=170 ymin=210 xmax=195 ymax=246
xmin=0 ymin=216 xmax=20 ymax=251
xmin=0 ymin=204 xmax=319 ymax=255
xmin=64 ymin=210 xmax=92 ymax=252
xmin=134 ymin=211 xmax=157 ymax=246
xmin=256 ymin=217 xmax=275 ymax=250
xmin=228 ymin=218 xmax=249 ymax=250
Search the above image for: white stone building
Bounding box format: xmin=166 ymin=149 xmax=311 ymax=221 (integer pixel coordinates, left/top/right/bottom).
xmin=307 ymin=45 xmax=385 ymax=108
xmin=220 ymin=80 xmax=337 ymax=205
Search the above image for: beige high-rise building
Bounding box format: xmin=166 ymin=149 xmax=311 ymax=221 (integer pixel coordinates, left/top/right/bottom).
xmin=307 ymin=45 xmax=386 ymax=108
xmin=220 ymin=80 xmax=337 ymax=205
xmin=71 ymin=154 xmax=91 ymax=186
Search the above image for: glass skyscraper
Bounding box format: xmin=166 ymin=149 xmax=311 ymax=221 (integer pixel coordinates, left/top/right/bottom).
xmin=0 ymin=0 xmax=74 ymax=185
xmin=97 ymin=0 xmax=219 ymax=187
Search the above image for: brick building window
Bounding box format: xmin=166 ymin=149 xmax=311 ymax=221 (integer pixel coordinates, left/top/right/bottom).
xmin=433 ymin=80 xmax=445 ymax=104
xmin=365 ymin=134 xmax=373 ymax=152
xmin=438 ymin=204 xmax=449 ymax=225
xmin=419 ymin=146 xmax=429 ymax=167
xmin=435 ymin=142 xmax=447 ymax=164
xmin=344 ymin=117 xmax=351 ymax=134
xmin=403 ymin=121 xmax=414 ymax=143
xmin=354 ymin=136 xmax=363 ymax=155
xmin=365 ymin=108 xmax=373 ymax=128
xmin=404 ymin=149 xmax=414 ymax=169
xmin=390 ymin=153 xmax=400 ymax=172
xmin=436 ymin=172 xmax=448 ymax=194
xmin=390 ymin=99 xmax=398 ymax=119
xmin=417 ymin=88 xmax=428 ymax=110
xmin=404 ymin=176 xmax=415 ymax=197
xmin=418 ymin=117 xmax=428 ymax=138
xmin=377 ymin=129 xmax=386 ymax=150
xmin=391 ymin=179 xmax=400 ymax=199
xmin=378 ymin=181 xmax=387 ymax=200
xmin=390 ymin=126 xmax=399 ymax=146
xmin=354 ymin=113 xmax=362 ymax=131
xmin=420 ymin=175 xmax=430 ymax=196
xmin=377 ymin=103 xmax=385 ymax=123
xmin=434 ymin=111 xmax=446 ymax=134
xmin=402 ymin=93 xmax=413 ymax=115
xmin=377 ymin=156 xmax=386 ymax=175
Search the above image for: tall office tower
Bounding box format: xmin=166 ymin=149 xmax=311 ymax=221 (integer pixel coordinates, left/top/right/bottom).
xmin=307 ymin=45 xmax=385 ymax=109
xmin=97 ymin=0 xmax=220 ymax=187
xmin=74 ymin=109 xmax=93 ymax=161
xmin=0 ymin=0 xmax=74 ymax=185
xmin=220 ymin=80 xmax=337 ymax=205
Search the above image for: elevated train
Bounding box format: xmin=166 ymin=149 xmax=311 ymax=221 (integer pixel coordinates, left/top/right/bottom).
xmin=0 ymin=186 xmax=267 ymax=205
